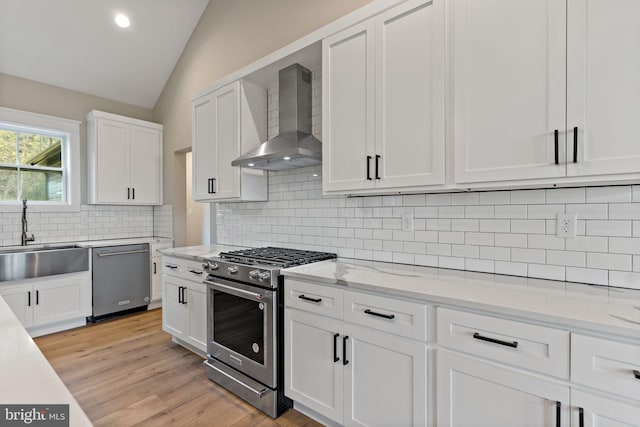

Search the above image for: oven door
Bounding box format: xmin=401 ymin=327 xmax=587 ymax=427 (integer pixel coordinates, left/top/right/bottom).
xmin=206 ymin=276 xmax=276 ymax=388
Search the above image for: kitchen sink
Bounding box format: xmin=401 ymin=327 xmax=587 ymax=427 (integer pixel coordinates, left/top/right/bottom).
xmin=0 ymin=245 xmax=89 ymax=282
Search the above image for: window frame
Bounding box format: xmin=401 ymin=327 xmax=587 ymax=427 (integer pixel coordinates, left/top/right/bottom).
xmin=0 ymin=107 xmax=80 ymax=213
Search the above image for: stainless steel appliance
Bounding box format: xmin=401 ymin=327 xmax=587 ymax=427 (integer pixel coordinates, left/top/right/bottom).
xmin=203 ymin=247 xmax=336 ymax=417
xmin=91 ymin=244 xmax=150 ymax=319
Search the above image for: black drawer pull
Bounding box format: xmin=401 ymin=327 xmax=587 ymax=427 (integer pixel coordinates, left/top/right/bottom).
xmin=165 ymin=264 xmax=178 ymax=269
xmin=634 ymin=370 xmax=640 ymax=380
xmin=333 ymin=333 xmax=340 ymax=363
xmin=375 ymin=155 xmax=381 ymax=179
xmin=556 ymin=401 xmax=561 ymax=427
xmin=364 ymin=309 xmax=395 ymax=320
xmin=27 ymin=291 xmax=31 ymax=307
xmin=298 ymin=295 xmax=322 ymax=303
xmin=366 ymin=156 xmax=372 ymax=180
xmin=36 ymin=290 xmax=39 ymax=305
xmin=189 ymin=269 xmax=203 ymax=275
xmin=343 ymin=335 xmax=349 ymax=365
xmin=573 ymin=126 xmax=578 ymax=163
xmin=554 ymin=129 xmax=559 ymax=165
xmin=578 ymin=407 xmax=584 ymax=427
xmin=473 ymin=332 xmax=518 ymax=349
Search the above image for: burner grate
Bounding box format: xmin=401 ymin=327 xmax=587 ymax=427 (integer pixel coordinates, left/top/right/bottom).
xmin=219 ymin=247 xmax=337 ymax=268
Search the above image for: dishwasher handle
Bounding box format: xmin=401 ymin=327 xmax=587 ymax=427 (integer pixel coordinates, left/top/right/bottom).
xmin=97 ymin=249 xmax=149 ymax=257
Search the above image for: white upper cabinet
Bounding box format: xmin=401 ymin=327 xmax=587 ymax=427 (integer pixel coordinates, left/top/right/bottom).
xmin=323 ymin=0 xmax=445 ymax=194
xmin=566 ymin=0 xmax=640 ymax=177
xmin=454 ymin=0 xmax=640 ymax=185
xmin=87 ymin=110 xmax=163 ymax=205
xmin=192 ymin=80 xmax=268 ymax=202
xmin=452 ymin=0 xmax=567 ymax=184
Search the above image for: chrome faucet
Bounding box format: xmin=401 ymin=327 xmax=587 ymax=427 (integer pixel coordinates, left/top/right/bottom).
xmin=21 ymin=199 xmax=35 ymax=246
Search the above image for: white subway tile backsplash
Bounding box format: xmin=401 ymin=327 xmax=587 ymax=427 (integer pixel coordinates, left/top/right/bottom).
xmin=587 ymin=186 xmax=632 ymax=203
xmin=587 ymin=253 xmax=632 ymax=271
xmin=586 ymin=220 xmax=632 ymax=237
xmin=212 ymin=76 xmax=640 ymax=290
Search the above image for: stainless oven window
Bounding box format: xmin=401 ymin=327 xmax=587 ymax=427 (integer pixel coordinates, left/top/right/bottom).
xmin=213 ymin=289 xmax=265 ymax=364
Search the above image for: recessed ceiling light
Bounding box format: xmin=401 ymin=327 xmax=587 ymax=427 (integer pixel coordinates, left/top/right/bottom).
xmin=248 ymin=163 xmax=255 ymax=167
xmin=283 ymin=156 xmax=291 ymax=160
xmin=115 ymin=14 xmax=130 ymax=28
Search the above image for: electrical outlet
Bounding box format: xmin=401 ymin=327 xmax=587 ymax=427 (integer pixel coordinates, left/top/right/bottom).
xmin=556 ymin=213 xmax=577 ymax=238
xmin=401 ymin=214 xmax=414 ymax=232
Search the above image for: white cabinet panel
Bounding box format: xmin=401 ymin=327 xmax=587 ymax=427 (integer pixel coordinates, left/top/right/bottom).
xmin=130 ymin=125 xmax=162 ymax=204
xmin=33 ymin=276 xmax=89 ymax=326
xmin=0 ymin=286 xmax=33 ymax=328
xmin=437 ymin=350 xmax=570 ymax=427
xmin=344 ymin=323 xmax=426 ymax=427
xmin=192 ymin=94 xmax=216 ymax=201
xmin=571 ymin=389 xmax=640 ymax=427
xmin=567 ymin=0 xmax=640 ymax=177
xmin=186 ymin=285 xmax=207 ymax=349
xmin=452 ymin=0 xmax=567 ymax=183
xmin=163 ymin=277 xmax=187 ymax=338
xmin=212 ymin=83 xmax=241 ymax=200
xmin=94 ymin=118 xmax=130 ymax=203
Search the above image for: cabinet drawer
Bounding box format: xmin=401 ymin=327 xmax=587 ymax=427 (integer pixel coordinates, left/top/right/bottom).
xmin=343 ymin=290 xmax=427 ymax=341
xmin=285 ymin=279 xmax=343 ymax=320
xmin=437 ymin=307 xmax=569 ymax=378
xmin=572 ymin=334 xmax=640 ymax=401
xmin=162 ymin=257 xmax=206 ymax=282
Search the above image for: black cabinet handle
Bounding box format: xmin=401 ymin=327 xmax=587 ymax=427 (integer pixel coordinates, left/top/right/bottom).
xmin=182 ymin=287 xmax=187 ymax=304
xmin=343 ymin=335 xmax=349 ymax=365
xmin=127 ymin=187 xmax=131 ymax=199
xmin=27 ymin=291 xmax=31 ymax=307
xmin=578 ymin=407 xmax=584 ymax=427
xmin=364 ymin=309 xmax=395 ymax=320
xmin=165 ymin=264 xmax=178 ymax=269
xmin=366 ymin=156 xmax=372 ymax=180
xmin=375 ymin=155 xmax=381 ymax=179
xmin=212 ymin=178 xmax=217 ymax=194
xmin=573 ymin=126 xmax=578 ymax=163
xmin=556 ymin=401 xmax=561 ymax=427
xmin=153 ymin=262 xmax=157 ymax=274
xmin=298 ymin=294 xmax=322 ymax=303
xmin=132 ymin=188 xmax=135 ymax=200
xmin=208 ymin=178 xmax=214 ymax=194
xmin=634 ymin=369 xmax=640 ymax=380
xmin=554 ymin=129 xmax=559 ymax=165
xmin=178 ymin=287 xmax=182 ymax=304
xmin=333 ymin=333 xmax=340 ymax=363
xmin=36 ymin=290 xmax=39 ymax=305
xmin=189 ymin=269 xmax=203 ymax=275
xmin=472 ymin=332 xmax=518 ymax=348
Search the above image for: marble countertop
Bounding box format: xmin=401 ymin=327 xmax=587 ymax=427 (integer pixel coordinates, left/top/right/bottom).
xmin=0 ymin=296 xmax=91 ymax=426
xmin=160 ymin=244 xmax=248 ymax=261
xmin=0 ymin=237 xmax=173 ymax=251
xmin=283 ymin=258 xmax=640 ymax=340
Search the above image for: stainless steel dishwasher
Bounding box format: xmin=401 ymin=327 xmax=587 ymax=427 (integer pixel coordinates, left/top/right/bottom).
xmin=91 ymin=243 xmax=150 ymax=319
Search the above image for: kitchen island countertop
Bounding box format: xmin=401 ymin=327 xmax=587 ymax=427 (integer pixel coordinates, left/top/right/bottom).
xmin=159 ymin=244 xmax=248 ymax=261
xmin=283 ymin=258 xmax=640 ymax=341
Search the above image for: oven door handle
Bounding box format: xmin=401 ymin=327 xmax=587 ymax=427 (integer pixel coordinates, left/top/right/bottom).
xmin=203 ymin=360 xmax=268 ymax=398
xmin=205 ymin=280 xmax=264 ymax=301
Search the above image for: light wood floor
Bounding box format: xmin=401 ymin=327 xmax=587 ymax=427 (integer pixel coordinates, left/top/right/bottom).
xmin=35 ymin=309 xmax=323 ymax=427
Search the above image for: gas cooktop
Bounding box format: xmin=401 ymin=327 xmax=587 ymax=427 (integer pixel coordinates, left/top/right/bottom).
xmin=218 ymin=247 xmax=337 ymax=269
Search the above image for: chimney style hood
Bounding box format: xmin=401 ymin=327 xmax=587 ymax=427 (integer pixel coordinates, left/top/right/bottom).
xmin=231 ymin=64 xmax=322 ymax=171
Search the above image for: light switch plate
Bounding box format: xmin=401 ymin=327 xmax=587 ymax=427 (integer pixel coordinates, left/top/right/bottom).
xmin=556 ymin=213 xmax=577 ymax=238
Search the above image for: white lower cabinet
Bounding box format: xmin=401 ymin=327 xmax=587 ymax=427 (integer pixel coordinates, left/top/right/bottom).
xmin=0 ymin=272 xmax=91 ymax=337
xmin=571 ymin=389 xmax=640 ymax=427
xmin=284 ymin=279 xmax=427 ymax=427
xmin=437 ymin=350 xmax=570 ymax=427
xmin=162 ymin=256 xmax=207 ymax=354
xmin=149 ymin=241 xmax=173 ymax=309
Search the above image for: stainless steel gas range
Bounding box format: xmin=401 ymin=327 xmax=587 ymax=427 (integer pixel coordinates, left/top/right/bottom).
xmin=202 ymin=247 xmax=336 ymax=417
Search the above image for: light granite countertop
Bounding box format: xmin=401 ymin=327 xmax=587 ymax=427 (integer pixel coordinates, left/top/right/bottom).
xmin=282 ymin=258 xmax=640 ymax=341
xmin=159 ymin=244 xmax=248 ymax=261
xmin=0 ymin=296 xmax=92 ymax=426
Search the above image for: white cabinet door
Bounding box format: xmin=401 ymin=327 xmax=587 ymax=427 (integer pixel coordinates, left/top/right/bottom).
xmin=33 ymin=275 xmax=89 ymax=327
xmin=95 ymin=118 xmax=130 ymax=202
xmin=285 ymin=309 xmax=344 ymax=424
xmin=186 ymin=284 xmax=207 ymax=352
xmin=211 ymin=82 xmax=241 ymax=200
xmin=437 ymin=351 xmax=570 ymax=427
xmin=452 ymin=0 xmax=567 ymax=184
xmin=566 ymin=0 xmax=640 ymax=177
xmin=130 ymin=125 xmax=162 ymax=204
xmin=571 ymin=389 xmax=640 ymax=427
xmin=323 ymin=20 xmax=376 ymax=193
xmin=163 ymin=277 xmax=187 ymax=339
xmin=192 ymin=93 xmax=217 ymax=201
xmin=150 ymin=256 xmax=162 ymax=303
xmin=375 ymin=0 xmax=445 ymax=189
xmin=0 ymin=286 xmax=33 ymax=328
xmin=343 ymin=323 xmax=427 ymax=427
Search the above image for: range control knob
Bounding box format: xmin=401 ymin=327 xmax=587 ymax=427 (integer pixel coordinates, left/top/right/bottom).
xmin=228 ymin=266 xmax=238 ymax=274
xmin=248 ymin=270 xmax=260 ymax=280
xmin=258 ymin=271 xmax=271 ymax=282
xmin=201 ymin=263 xmax=209 ymax=270
xmin=208 ymin=262 xmax=219 ymax=271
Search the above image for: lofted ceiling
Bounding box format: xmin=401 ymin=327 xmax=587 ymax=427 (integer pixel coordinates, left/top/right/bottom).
xmin=0 ymin=0 xmax=210 ymax=109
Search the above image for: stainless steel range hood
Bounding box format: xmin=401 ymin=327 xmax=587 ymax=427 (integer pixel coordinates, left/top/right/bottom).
xmin=231 ymin=64 xmax=321 ymax=171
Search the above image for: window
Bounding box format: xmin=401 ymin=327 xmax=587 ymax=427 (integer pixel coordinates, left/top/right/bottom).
xmin=0 ymin=107 xmax=80 ymax=211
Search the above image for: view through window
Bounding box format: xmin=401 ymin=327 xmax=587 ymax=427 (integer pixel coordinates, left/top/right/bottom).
xmin=0 ymin=126 xmax=66 ymax=202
